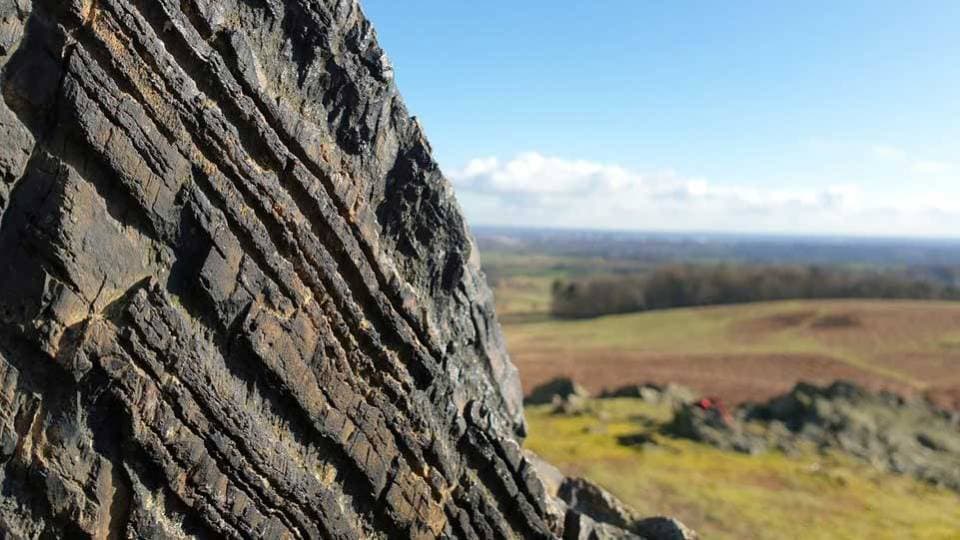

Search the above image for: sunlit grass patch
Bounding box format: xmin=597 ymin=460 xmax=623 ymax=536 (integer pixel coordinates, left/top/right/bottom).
xmin=525 ymin=399 xmax=960 ymax=540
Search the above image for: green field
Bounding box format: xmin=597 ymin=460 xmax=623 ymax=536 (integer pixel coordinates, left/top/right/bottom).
xmin=494 ymin=254 xmax=960 ymax=410
xmin=506 ymin=299 xmax=960 ymax=398
xmin=484 ymin=250 xmax=960 ymax=537
xmin=486 ymin=250 xmax=960 ymax=406
xmin=482 ymin=250 xmax=656 ymax=322
xmin=526 ymin=399 xmax=960 ymax=540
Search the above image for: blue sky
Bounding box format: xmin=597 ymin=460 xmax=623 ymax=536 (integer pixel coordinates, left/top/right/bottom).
xmin=362 ymin=1 xmax=960 ymax=237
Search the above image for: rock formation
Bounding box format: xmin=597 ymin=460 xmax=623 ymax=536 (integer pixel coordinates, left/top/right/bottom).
xmin=666 ymin=381 xmax=960 ymax=492
xmin=0 ymin=0 xmax=690 ymax=537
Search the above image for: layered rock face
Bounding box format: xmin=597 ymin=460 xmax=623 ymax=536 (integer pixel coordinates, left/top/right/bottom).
xmin=0 ymin=1 xmax=687 ymax=538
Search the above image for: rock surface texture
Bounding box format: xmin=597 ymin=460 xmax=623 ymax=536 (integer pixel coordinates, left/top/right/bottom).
xmin=0 ymin=0 xmax=689 ymax=538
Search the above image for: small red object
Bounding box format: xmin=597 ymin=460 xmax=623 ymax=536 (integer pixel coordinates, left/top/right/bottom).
xmin=696 ymin=397 xmax=734 ymax=425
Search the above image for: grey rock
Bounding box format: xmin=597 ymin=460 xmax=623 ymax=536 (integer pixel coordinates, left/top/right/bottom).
xmin=0 ymin=0 xmax=693 ymax=537
xmin=564 ymin=511 xmax=645 ymax=540
xmin=559 ymin=477 xmax=640 ymax=531
xmin=669 ymin=380 xmax=960 ymax=493
xmin=747 ymin=381 xmax=960 ymax=492
xmin=603 ymin=383 xmax=698 ymax=408
xmin=558 ymin=476 xmax=698 ymax=540
xmin=634 ymin=517 xmax=699 ymax=540
xmin=527 ymin=377 xmax=592 ymax=415
xmin=528 ymin=376 xmax=591 ymax=405
xmin=0 ymin=0 xmax=538 ymax=536
xmin=552 ymin=393 xmax=591 ymax=416
xmin=665 ymin=402 xmax=767 ymax=455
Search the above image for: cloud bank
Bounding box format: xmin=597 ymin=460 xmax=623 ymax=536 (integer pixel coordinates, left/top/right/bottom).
xmin=448 ymin=152 xmax=959 ymax=237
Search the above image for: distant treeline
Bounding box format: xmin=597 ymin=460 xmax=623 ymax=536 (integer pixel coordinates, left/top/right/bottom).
xmin=551 ymin=264 xmax=960 ymax=319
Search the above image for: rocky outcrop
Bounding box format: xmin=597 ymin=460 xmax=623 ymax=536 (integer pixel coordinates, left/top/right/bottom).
xmin=602 ymin=383 xmax=697 ymax=408
xmin=527 ymin=377 xmax=591 ymax=415
xmin=747 ymin=381 xmax=960 ymax=491
xmin=0 ymin=0 xmax=688 ymax=538
xmin=556 ymin=478 xmax=697 ymax=540
xmin=666 ymin=381 xmax=960 ymax=492
xmin=527 ymin=377 xmax=591 ymax=406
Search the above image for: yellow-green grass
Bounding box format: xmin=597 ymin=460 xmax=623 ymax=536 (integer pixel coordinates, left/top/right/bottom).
xmin=525 ymin=399 xmax=960 ymax=540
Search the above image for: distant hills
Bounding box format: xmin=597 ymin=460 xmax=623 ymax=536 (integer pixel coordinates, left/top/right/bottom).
xmin=474 ymin=225 xmax=960 ymax=273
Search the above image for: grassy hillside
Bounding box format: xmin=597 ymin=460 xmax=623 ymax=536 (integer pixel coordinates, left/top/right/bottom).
xmin=485 ymin=249 xmax=960 ymax=537
xmin=505 ymin=300 xmax=960 ymax=409
xmin=482 ymin=250 xmax=665 ymax=323
xmin=526 ymin=398 xmax=960 ymax=540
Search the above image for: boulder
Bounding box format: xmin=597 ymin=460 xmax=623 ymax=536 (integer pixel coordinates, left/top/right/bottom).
xmin=745 ymin=381 xmax=960 ymax=491
xmin=558 ymin=477 xmax=698 ymax=540
xmin=529 ymin=376 xmax=592 ymax=405
xmin=0 ymin=0 xmax=695 ymax=537
xmin=664 ymin=401 xmax=767 ymax=455
xmin=604 ymin=383 xmax=698 ymax=407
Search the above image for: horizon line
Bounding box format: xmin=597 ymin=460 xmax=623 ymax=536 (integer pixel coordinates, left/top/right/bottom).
xmin=469 ymin=223 xmax=960 ymax=244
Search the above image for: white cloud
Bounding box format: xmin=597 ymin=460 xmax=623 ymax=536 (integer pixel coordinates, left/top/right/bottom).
xmin=452 ymin=152 xmax=858 ymax=212
xmin=453 ymin=152 xmax=638 ymax=197
xmin=448 ymin=152 xmax=960 ymax=237
xmin=871 ymin=145 xmax=954 ymax=176
xmin=872 ymin=145 xmax=907 ymax=160
xmin=913 ymin=160 xmax=952 ymax=175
